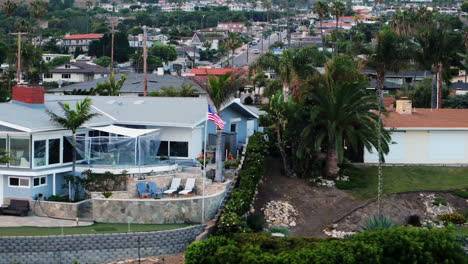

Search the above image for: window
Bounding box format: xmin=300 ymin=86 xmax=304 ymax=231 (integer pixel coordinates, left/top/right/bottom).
xmin=34 ymin=140 xmax=46 ymax=167
xmin=230 ymin=123 xmax=237 ymax=133
xmin=170 ymin=141 xmax=188 ymax=157
xmin=157 ymin=141 xmax=169 ymax=156
xmin=48 ymin=139 xmax=60 ymax=165
xmin=0 ymin=137 xmax=6 ymax=165
xmin=64 ymin=64 xmax=71 ymax=69
xmin=46 ymin=57 xmax=51 ymax=61
xmin=10 ymin=137 xmax=30 ymax=167
xmin=9 ymin=177 xmax=30 ymax=188
xmin=63 ymin=136 xmax=73 ymax=163
xmin=62 ymin=74 xmax=71 ymax=79
xmin=44 ymin=73 xmax=53 ymax=78
xmin=33 ymin=176 xmax=47 ymax=187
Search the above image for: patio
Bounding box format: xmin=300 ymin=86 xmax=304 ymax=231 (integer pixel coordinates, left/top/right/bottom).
xmin=0 ymin=215 xmax=93 ymax=227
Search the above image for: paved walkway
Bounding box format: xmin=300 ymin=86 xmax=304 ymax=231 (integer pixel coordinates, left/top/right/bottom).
xmin=0 ymin=216 xmax=94 ymax=227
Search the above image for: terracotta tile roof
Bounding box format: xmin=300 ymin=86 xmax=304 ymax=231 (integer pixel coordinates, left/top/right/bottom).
xmin=383 ymin=97 xmax=396 ymax=108
xmin=190 ymin=68 xmax=234 ymax=76
xmin=63 ymin=34 xmax=104 ymax=40
xmin=384 ymin=109 xmax=468 ymax=128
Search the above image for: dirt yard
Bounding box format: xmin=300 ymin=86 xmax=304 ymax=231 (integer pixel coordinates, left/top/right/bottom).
xmin=253 ymin=157 xmax=364 ymax=237
xmin=108 ymin=253 xmax=184 ymax=264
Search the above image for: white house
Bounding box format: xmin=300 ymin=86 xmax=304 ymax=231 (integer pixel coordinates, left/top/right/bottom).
xmin=62 ymin=34 xmax=104 ymax=53
xmin=43 ymin=61 xmax=110 ymax=84
xmin=365 ymin=99 xmax=468 ymax=164
xmin=42 ymin=54 xmax=70 ymax=63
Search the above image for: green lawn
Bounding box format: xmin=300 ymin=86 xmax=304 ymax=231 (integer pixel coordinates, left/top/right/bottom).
xmin=0 ymin=223 xmax=190 ymax=237
xmin=347 ymin=166 xmax=468 ymax=200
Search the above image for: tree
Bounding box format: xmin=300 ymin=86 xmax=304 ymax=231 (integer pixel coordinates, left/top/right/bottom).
xmin=462 ymin=1 xmax=468 ymax=13
xmin=149 ymin=44 xmax=177 ymax=64
xmin=193 ymin=72 xmax=246 ymax=182
xmin=313 ymin=1 xmax=329 ymax=53
xmin=224 ymin=32 xmax=243 ymax=67
xmin=131 ymin=50 xmax=162 ymax=73
xmin=88 ymin=33 xmax=131 ymax=62
xmin=2 ymin=0 xmax=17 ymax=17
xmin=95 ymin=56 xmax=116 ymax=68
xmin=29 ymin=0 xmax=48 ymax=21
xmin=47 ymin=56 xmax=71 ymax=68
xmin=365 ymin=27 xmax=406 ymax=216
xmin=306 ymin=79 xmax=390 ymax=179
xmin=330 ymin=0 xmax=345 ymax=31
xmin=47 ymin=98 xmax=99 ymax=199
xmin=261 ymin=91 xmax=294 ymax=177
xmin=95 ymin=72 xmax=128 ymax=96
xmin=0 ymin=41 xmax=8 ymax=65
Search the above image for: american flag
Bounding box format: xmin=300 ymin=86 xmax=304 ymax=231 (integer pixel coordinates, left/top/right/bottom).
xmin=208 ymin=105 xmax=226 ymax=130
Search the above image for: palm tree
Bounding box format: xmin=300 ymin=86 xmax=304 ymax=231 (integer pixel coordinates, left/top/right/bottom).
xmin=366 ymin=28 xmax=406 ymax=216
xmin=224 ymin=32 xmax=243 ymax=67
xmin=179 ymin=83 xmax=196 ymax=97
xmin=262 ymin=0 xmax=272 ymax=22
xmin=200 ymin=72 xmax=246 ymax=182
xmin=330 ymin=0 xmax=345 ymax=30
xmin=2 ymin=0 xmax=17 ymax=17
xmin=29 ymin=0 xmax=48 ymax=21
xmin=307 ymin=79 xmax=390 ymax=179
xmin=95 ymin=72 xmax=128 ymax=96
xmin=313 ymin=1 xmax=329 ymax=54
xmin=47 ymin=98 xmax=99 ymax=199
xmin=261 ymin=91 xmax=294 ymax=177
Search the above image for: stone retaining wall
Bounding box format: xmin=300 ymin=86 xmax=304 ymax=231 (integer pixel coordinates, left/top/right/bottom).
xmin=93 ymin=183 xmax=228 ymax=224
xmin=4 ymin=197 xmax=92 ymax=220
xmin=0 ymin=225 xmax=204 ymax=264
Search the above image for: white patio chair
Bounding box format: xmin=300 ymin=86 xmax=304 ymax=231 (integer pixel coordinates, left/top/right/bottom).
xmin=179 ymin=178 xmax=196 ymax=195
xmin=163 ymin=178 xmax=181 ymax=195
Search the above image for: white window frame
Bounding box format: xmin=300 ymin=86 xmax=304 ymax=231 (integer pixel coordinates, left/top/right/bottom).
xmin=32 ymin=135 xmax=63 ymax=169
xmin=9 ymin=136 xmax=31 ymax=169
xmin=43 ymin=73 xmax=53 ymax=79
xmin=32 ymin=176 xmax=47 ymax=188
xmin=8 ymin=176 xmax=30 ymax=188
xmin=62 ymin=73 xmax=71 ymax=79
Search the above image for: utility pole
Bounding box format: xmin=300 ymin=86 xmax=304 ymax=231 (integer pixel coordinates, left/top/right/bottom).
xmin=10 ymin=32 xmax=27 ymax=84
xmin=143 ymin=25 xmax=148 ymax=97
xmin=108 ymin=18 xmax=118 ymax=73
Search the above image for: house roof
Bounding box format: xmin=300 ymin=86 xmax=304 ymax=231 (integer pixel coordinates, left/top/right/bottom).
xmin=63 ymin=34 xmax=104 ymax=40
xmin=190 ymin=68 xmax=234 ymax=76
xmin=50 ymin=73 xmax=204 ymax=94
xmin=0 ymin=96 xmax=209 ymax=132
xmin=362 ymin=69 xmax=432 ymax=78
xmin=384 ymin=109 xmax=468 ymax=129
xmin=220 ymin=99 xmax=259 ymax=119
xmin=49 ymin=61 xmax=110 ymax=74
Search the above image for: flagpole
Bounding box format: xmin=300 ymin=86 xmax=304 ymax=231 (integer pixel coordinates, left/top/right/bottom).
xmin=202 ymin=112 xmax=208 ymax=224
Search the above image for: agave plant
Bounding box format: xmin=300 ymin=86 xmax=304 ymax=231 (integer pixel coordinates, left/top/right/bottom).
xmin=361 ymin=215 xmax=395 ymax=231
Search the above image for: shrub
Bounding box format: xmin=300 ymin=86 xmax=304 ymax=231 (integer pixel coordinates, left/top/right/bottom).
xmin=185 ymin=236 xmax=235 ymax=264
xmin=406 ymin=215 xmax=422 ymax=227
xmin=439 ymin=212 xmax=466 ymax=225
xmin=433 ymin=197 xmax=448 ymax=206
xmin=185 ymin=228 xmax=466 ymax=264
xmin=361 ymin=215 xmax=395 ymax=231
xmin=453 ymin=189 xmax=468 ymax=199
xmin=268 ymin=226 xmax=292 ymax=237
xmin=102 ymin=191 xmax=113 ymax=198
xmin=217 ymin=212 xmax=249 ymax=235
xmin=246 ymin=213 xmax=265 ymax=233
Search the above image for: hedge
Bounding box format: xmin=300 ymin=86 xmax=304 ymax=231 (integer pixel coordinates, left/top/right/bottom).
xmin=186 ymin=227 xmax=467 ymax=264
xmin=216 ymin=133 xmax=269 ymax=235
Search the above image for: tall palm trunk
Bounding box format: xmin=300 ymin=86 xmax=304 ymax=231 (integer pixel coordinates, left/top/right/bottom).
xmin=275 ymin=126 xmax=293 ymax=177
xmin=376 ymin=70 xmax=384 ymax=217
xmin=231 ymin=49 xmax=235 ymax=67
xmin=324 ymin=144 xmax=339 ymax=179
xmin=70 ymin=133 xmax=77 ymax=200
xmin=438 ymin=62 xmax=443 ymax=109
xmin=214 ymin=128 xmax=224 ymax=182
xmin=283 ymin=82 xmax=289 ymax=100
xmin=320 ymin=18 xmax=326 ymax=55
xmin=431 ymin=64 xmax=438 ymax=109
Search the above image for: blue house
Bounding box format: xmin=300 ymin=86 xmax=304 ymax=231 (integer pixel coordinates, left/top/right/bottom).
xmin=204 ymin=99 xmax=260 ymax=158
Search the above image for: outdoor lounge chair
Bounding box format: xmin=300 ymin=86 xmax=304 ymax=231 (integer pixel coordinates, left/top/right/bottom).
xmin=137 ymin=182 xmax=151 ymax=198
xmin=0 ymin=199 xmax=30 ymax=216
xmin=148 ymin=182 xmax=164 ymax=198
xmin=179 ymin=178 xmax=196 ymax=196
xmin=163 ymin=178 xmax=181 ymax=195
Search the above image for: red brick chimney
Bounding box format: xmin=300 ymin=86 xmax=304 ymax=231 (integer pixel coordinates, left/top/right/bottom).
xmin=12 ymin=86 xmax=45 ymax=104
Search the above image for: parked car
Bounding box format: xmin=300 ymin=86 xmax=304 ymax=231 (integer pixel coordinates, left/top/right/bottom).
xmin=253 ymin=49 xmax=260 ymax=54
xmin=251 ymin=40 xmax=258 ymax=45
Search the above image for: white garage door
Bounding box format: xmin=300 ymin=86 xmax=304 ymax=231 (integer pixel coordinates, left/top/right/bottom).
xmin=429 ymin=131 xmax=466 ymax=160
xmin=385 ymin=132 xmax=406 ymax=162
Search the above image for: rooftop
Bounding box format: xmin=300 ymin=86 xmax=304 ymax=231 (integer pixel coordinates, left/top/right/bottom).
xmin=49 ymin=61 xmax=110 ymax=74
xmin=63 ymin=34 xmax=104 ymax=40
xmin=384 ymin=109 xmax=468 ymax=129
xmin=190 ymin=68 xmax=234 ymax=76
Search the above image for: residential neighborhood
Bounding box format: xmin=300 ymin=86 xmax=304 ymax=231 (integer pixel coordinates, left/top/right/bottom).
xmin=0 ymin=0 xmax=467 ymax=263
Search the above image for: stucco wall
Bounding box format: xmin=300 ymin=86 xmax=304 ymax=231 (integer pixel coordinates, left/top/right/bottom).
xmin=92 ymin=184 xmax=227 ymax=224
xmin=364 ymin=130 xmax=468 ymax=164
